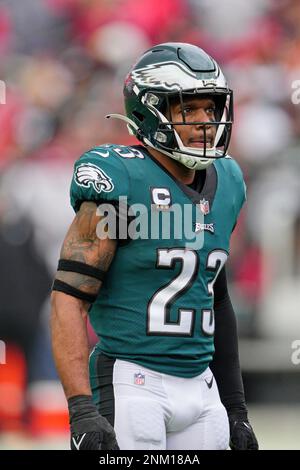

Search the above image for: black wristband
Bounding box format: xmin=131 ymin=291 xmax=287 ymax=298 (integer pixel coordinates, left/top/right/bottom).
xmin=228 ymin=409 xmax=248 ymax=422
xmin=68 ymin=394 xmax=94 ymax=409
xmin=68 ymin=395 xmax=101 ymax=433
xmin=68 ymin=395 xmax=95 ymax=418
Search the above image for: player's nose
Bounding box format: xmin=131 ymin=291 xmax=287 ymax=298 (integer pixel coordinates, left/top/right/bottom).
xmin=194 ymin=108 xmax=212 ymax=127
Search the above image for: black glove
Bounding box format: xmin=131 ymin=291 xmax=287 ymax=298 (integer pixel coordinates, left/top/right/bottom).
xmin=68 ymin=395 xmax=119 ymax=450
xmin=228 ymin=411 xmax=259 ymax=450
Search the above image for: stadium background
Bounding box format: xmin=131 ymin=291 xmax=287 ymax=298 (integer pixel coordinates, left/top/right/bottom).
xmin=0 ymin=0 xmax=299 ymax=450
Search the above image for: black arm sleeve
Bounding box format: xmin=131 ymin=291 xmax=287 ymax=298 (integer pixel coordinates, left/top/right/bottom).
xmin=210 ymin=266 xmax=248 ymax=416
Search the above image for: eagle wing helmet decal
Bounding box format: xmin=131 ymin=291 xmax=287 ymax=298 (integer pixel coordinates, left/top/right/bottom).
xmin=75 ymin=163 xmax=114 ymax=193
xmin=131 ymin=62 xmax=200 ymax=91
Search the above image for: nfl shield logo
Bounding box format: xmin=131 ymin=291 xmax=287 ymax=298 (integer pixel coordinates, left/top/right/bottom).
xmin=134 ymin=372 xmax=145 ymax=386
xmin=199 ymin=198 xmax=210 ymax=215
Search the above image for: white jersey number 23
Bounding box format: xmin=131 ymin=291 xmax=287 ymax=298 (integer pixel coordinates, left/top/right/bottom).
xmin=147 ymin=248 xmax=228 ymax=336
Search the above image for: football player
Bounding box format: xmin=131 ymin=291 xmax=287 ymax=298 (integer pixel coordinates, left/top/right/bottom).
xmin=51 ymin=43 xmax=258 ymax=450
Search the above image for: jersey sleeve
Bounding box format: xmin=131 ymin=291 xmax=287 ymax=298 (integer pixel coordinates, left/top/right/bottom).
xmin=70 ymin=146 xmax=130 ymax=212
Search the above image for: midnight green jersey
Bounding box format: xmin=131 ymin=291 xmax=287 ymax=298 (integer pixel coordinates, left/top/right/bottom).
xmin=70 ymin=144 xmax=246 ymax=377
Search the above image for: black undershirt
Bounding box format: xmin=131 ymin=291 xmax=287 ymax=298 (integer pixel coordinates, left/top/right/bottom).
xmin=188 ymin=171 xmax=247 ymax=415
xmin=188 ymin=169 xmax=206 ymax=193
xmin=211 ymin=267 xmax=247 ymax=415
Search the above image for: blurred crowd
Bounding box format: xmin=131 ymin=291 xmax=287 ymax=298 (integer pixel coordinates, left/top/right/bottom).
xmin=0 ymin=0 xmax=299 ymax=439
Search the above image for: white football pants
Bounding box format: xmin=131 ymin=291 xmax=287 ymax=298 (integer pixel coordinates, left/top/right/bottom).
xmin=112 ymin=359 xmax=229 ymax=450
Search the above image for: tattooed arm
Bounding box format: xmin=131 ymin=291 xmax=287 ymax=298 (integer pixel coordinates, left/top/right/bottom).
xmin=50 ymin=201 xmax=117 ymax=398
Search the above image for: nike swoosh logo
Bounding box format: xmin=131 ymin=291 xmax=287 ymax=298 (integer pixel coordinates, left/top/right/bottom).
xmin=72 ymin=433 xmax=86 ymax=450
xmin=205 ymin=376 xmax=214 ymax=389
xmin=91 ymin=150 xmax=110 ymax=157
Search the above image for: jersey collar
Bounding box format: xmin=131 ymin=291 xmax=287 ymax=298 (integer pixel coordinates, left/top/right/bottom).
xmin=138 ymin=145 xmax=218 ymax=211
